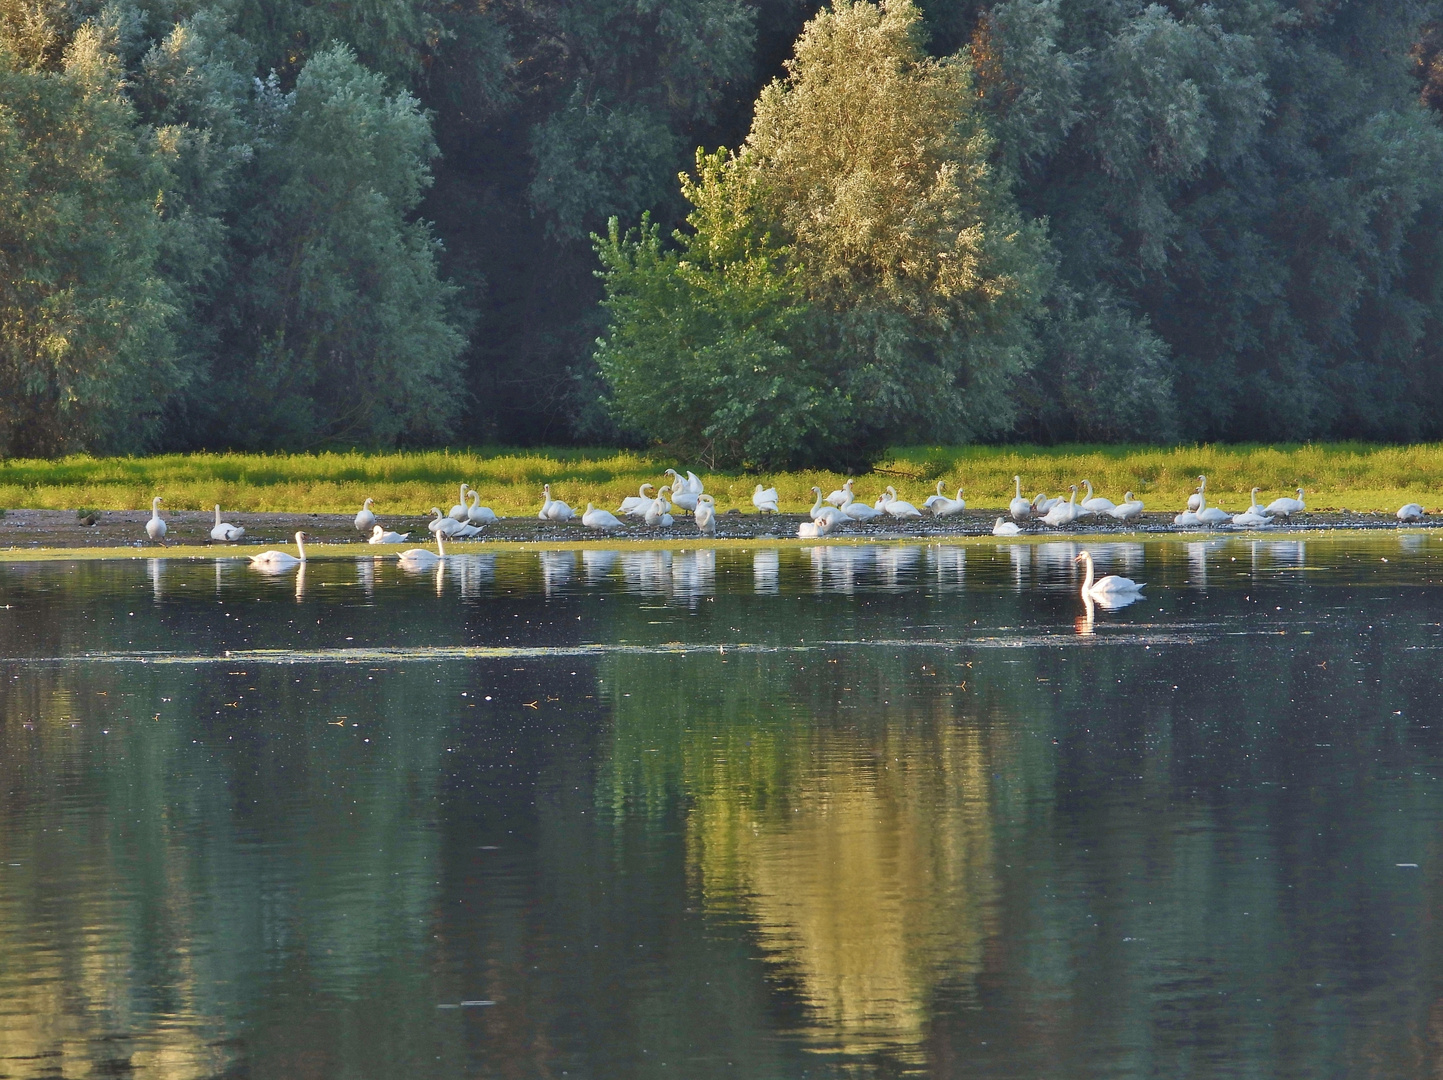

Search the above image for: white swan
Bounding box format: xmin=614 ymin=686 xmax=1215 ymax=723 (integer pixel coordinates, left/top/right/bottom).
xmin=1009 ymin=476 xmax=1032 ymax=521
xmin=619 ymin=484 xmax=655 ymax=517
xmin=211 ymin=505 xmax=245 ymax=542
xmin=1264 ymin=488 xmax=1306 ymax=517
xmin=923 ymin=481 xmax=948 ymax=510
xmin=670 ymin=487 xmax=700 ymax=513
xmin=1076 ymin=550 xmax=1144 ymax=598
xmin=428 ymin=508 xmax=462 ymax=536
xmin=841 ymin=491 xmax=885 ymax=521
xmin=752 ymin=484 xmax=779 ymax=513
xmin=1111 ymin=492 xmax=1145 ymax=522
xmin=1232 ymin=489 xmax=1270 ymax=526
xmin=686 ymin=471 xmax=704 ymax=495
xmin=450 ymin=520 xmax=483 ymax=538
xmin=695 ymin=494 xmax=717 ymax=534
xmin=1042 ymin=486 xmax=1080 ymax=527
xmin=448 ymin=483 xmax=469 ymax=522
xmin=250 ymin=531 xmax=307 ymax=570
xmin=809 ymin=487 xmax=850 ymax=528
xmin=1187 ymin=476 xmax=1207 ymax=513
xmin=644 ymin=487 xmax=675 ymax=526
xmin=583 ymin=503 xmax=624 ymax=530
xmin=1033 ymin=492 xmax=1063 ymax=514
xmin=663 ymin=470 xmax=702 ymax=509
xmin=993 ymin=517 xmax=1021 ymax=536
xmin=539 ymin=484 xmax=574 ymax=522
xmin=354 ymin=498 xmax=376 ymax=532
xmin=1398 ymin=503 xmax=1425 ymax=522
xmin=1173 ymin=507 xmax=1200 ymax=527
xmin=398 ymin=531 xmax=445 ymax=569
xmin=881 ymin=486 xmax=922 ymax=519
xmin=932 ymin=488 xmax=966 ymax=517
xmin=466 ymin=489 xmax=498 ymax=524
xmin=145 ymin=497 xmax=167 ymax=545
xmin=798 ymin=518 xmax=837 ymax=538
xmin=825 ymin=479 xmax=853 ymax=507
xmin=1196 ymin=497 xmax=1232 ymax=527
xmin=1079 ymin=480 xmax=1116 ymax=516
xmin=368 ymin=524 xmax=409 ymax=544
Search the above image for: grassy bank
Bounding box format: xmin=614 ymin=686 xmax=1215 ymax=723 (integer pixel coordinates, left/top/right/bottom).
xmin=0 ymin=443 xmax=1439 ymax=516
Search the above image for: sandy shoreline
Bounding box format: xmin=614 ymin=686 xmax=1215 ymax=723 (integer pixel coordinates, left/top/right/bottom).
xmin=0 ymin=506 xmax=1437 ymax=557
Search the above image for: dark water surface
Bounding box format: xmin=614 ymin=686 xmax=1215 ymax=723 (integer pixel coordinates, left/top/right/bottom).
xmin=1 ymin=535 xmax=1442 ymax=1078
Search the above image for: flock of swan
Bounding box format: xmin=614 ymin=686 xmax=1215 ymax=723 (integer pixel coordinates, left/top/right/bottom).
xmin=139 ymin=468 xmax=1432 ymax=569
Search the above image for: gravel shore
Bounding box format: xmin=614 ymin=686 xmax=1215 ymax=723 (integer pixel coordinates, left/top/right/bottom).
xmin=0 ymin=507 xmax=1437 ymax=551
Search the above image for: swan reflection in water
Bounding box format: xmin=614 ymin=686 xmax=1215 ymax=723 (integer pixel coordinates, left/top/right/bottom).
xmin=449 ymin=554 xmax=495 ymax=598
xmin=355 ymin=557 xmax=376 ymax=600
xmin=1003 ymin=542 xmax=1031 ymax=591
xmin=1075 ymin=584 xmax=1147 ymax=634
xmin=670 ymin=549 xmax=715 ymax=607
xmin=583 ymin=548 xmax=618 ymax=584
xmin=928 ymin=544 xmax=966 ymax=591
xmin=621 ymin=550 xmax=672 ymax=597
xmin=148 ymin=557 xmax=165 ymax=602
xmin=874 ymin=545 xmax=921 ymax=590
xmin=810 ymin=545 xmax=872 ymax=594
xmin=752 ymin=549 xmax=780 ymax=594
xmin=539 ymin=550 xmax=574 ymax=596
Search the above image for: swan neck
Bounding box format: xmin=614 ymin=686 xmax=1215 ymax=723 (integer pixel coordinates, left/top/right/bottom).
xmin=296 ymin=533 xmax=307 ymax=561
xmin=1080 ymin=552 xmax=1094 ymax=593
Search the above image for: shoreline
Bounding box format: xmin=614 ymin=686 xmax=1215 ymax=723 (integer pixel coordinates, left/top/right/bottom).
xmin=0 ymin=508 xmax=1437 ymax=561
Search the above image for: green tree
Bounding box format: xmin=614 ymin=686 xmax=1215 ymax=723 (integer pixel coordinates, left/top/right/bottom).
xmin=0 ymin=22 xmax=179 ymax=456
xmin=199 ymin=45 xmax=466 ymax=447
xmin=595 ymin=0 xmax=1048 ymax=466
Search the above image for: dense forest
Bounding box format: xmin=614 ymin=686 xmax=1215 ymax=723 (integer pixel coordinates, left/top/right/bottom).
xmin=3 ymin=0 xmax=1443 ymax=463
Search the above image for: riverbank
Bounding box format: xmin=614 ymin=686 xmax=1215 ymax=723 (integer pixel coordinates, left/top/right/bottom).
xmin=0 ymin=506 xmax=1437 ymax=559
xmin=1 ymin=443 xmax=1441 ymax=519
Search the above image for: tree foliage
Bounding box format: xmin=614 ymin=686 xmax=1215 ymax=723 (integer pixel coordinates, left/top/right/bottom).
xmin=596 ymin=0 xmax=1048 ymax=467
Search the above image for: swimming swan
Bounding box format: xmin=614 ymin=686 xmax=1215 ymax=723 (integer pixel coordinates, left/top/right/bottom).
xmin=250 ymin=531 xmax=308 ymax=570
xmin=398 ymin=532 xmax=445 ymax=568
xmin=1076 ymin=550 xmax=1144 ymax=599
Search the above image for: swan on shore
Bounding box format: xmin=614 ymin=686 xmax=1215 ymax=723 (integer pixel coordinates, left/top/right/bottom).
xmin=539 ymin=484 xmax=574 ymax=522
xmin=924 ymin=481 xmax=947 ymax=510
xmin=644 ymin=487 xmax=675 ymax=526
xmin=1079 ymin=480 xmax=1115 ymax=516
xmin=931 ymin=488 xmax=966 ymax=517
xmin=993 ymin=517 xmax=1021 ymax=536
xmin=1042 ymin=486 xmax=1080 ymax=527
xmin=1111 ymin=492 xmax=1145 ymax=522
xmin=448 ymin=483 xmax=469 ymax=522
xmin=1265 ymin=488 xmax=1306 ymax=517
xmin=1009 ymin=477 xmax=1032 ymax=521
xmin=752 ymin=484 xmax=779 ymax=513
xmin=881 ymin=486 xmax=922 ymax=519
xmin=584 ymin=503 xmax=624 ymax=530
xmin=211 ymin=505 xmax=245 ymax=542
xmin=810 ymin=487 xmax=850 ymax=527
xmin=251 ymin=531 xmax=307 ymax=570
xmin=354 ymin=498 xmax=376 ymax=532
xmin=368 ymin=525 xmax=409 ymax=544
xmin=1187 ymin=476 xmax=1207 ymax=513
xmin=695 ymin=494 xmax=717 ymax=534
xmin=840 ymin=491 xmax=885 ymax=521
xmin=466 ymin=489 xmax=498 ymax=524
xmin=1398 ymin=503 xmax=1425 ymax=522
xmin=428 ymin=508 xmax=462 ymax=536
xmin=146 ymin=497 xmax=167 ymax=545
xmin=825 ymin=480 xmax=853 ymax=507
xmin=620 ymin=484 xmax=655 ymax=517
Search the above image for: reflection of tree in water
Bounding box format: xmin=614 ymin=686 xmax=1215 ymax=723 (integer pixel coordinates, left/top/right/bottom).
xmin=598 ymin=651 xmax=1002 ymax=1065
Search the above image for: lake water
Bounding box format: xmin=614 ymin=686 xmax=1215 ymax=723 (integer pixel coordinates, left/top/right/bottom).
xmin=1 ymin=535 xmax=1441 ymax=1078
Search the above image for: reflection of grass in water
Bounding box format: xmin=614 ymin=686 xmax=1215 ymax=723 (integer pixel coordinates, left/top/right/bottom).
xmin=1 ymin=442 xmax=1441 ymax=515
xmin=596 ymin=651 xmax=1000 ymax=1062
